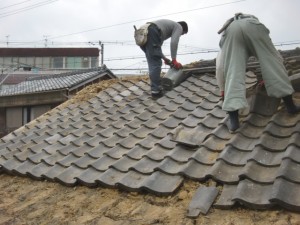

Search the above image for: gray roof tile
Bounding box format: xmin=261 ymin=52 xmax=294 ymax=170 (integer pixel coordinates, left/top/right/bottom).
xmin=214 ymin=184 xmax=236 ymax=209
xmin=218 ymin=145 xmax=253 ymax=165
xmin=130 ymin=157 xmax=159 ymax=174
xmin=76 ymin=167 xmax=103 ymax=187
xmin=232 ymin=179 xmax=274 ymax=209
xmin=71 ymin=154 xmax=97 ymax=169
xmin=180 ymin=159 xmax=211 ymax=180
xmin=27 ymin=161 xmax=52 ymax=180
xmin=250 ymin=146 xmax=285 ymax=166
xmin=208 ymin=160 xmax=243 ymax=184
xmin=276 ymin=158 xmax=300 ymax=183
xmin=126 ymin=145 xmax=149 ymax=160
xmin=43 ymin=164 xmax=67 ymax=181
xmin=270 ymin=178 xmax=300 ymax=211
xmin=239 ymin=161 xmax=278 ymax=183
xmin=55 ymin=165 xmax=84 ymax=186
xmin=13 ymin=160 xmax=37 ymax=176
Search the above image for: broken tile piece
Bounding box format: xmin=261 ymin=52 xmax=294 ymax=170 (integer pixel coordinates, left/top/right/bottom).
xmin=187 ymin=186 xmax=219 ymax=218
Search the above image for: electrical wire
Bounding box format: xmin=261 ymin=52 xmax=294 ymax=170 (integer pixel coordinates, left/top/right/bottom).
xmin=0 ymin=0 xmax=33 ymax=10
xmin=46 ymin=0 xmax=247 ymax=40
xmin=0 ymin=0 xmax=59 ymax=18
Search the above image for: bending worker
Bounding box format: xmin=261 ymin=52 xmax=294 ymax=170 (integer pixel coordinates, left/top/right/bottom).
xmin=217 ymin=13 xmax=300 ymax=132
xmin=140 ymin=19 xmax=188 ymax=99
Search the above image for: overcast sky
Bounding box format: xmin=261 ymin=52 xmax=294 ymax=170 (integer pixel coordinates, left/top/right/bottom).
xmin=1 ymin=0 xmax=300 ymax=74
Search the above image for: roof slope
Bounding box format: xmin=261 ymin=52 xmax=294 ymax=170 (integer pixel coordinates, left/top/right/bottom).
xmin=0 ymin=67 xmax=116 ymax=96
xmin=0 ymin=67 xmax=299 ymax=211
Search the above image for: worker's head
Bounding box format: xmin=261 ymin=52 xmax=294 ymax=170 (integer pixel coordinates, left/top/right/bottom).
xmin=178 ymin=21 xmax=188 ymax=35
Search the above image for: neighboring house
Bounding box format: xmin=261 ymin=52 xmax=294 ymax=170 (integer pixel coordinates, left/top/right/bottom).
xmin=0 ymin=47 xmax=99 ymax=71
xmin=0 ymin=48 xmax=299 ymax=213
xmin=0 ymin=66 xmax=116 ymax=137
xmin=0 ymin=47 xmax=100 ymax=90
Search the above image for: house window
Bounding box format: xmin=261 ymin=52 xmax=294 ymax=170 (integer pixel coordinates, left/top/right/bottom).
xmin=66 ymin=57 xmax=82 ymax=69
xmin=6 ymin=107 xmax=23 ymax=129
xmin=0 ymin=57 xmax=4 ymax=69
xmin=82 ymin=57 xmax=89 ymax=68
xmin=3 ymin=57 xmax=12 ymax=68
xmin=35 ymin=57 xmax=51 ymax=69
xmin=23 ymin=107 xmax=31 ymax=124
xmin=91 ymin=57 xmax=98 ymax=68
xmin=52 ymin=57 xmax=64 ymax=68
xmin=19 ymin=57 xmax=27 ymax=65
xmin=26 ymin=57 xmax=34 ymax=68
xmin=22 ymin=105 xmax=50 ymax=124
xmin=35 ymin=57 xmax=43 ymax=68
xmin=11 ymin=57 xmax=19 ymax=68
xmin=44 ymin=57 xmax=51 ymax=69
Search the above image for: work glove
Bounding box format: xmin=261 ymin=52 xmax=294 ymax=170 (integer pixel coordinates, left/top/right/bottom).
xmin=221 ymin=91 xmax=224 ymax=101
xmin=171 ymin=59 xmax=183 ymax=70
xmin=258 ymin=80 xmax=265 ymax=87
xmin=163 ymin=58 xmax=172 ymax=66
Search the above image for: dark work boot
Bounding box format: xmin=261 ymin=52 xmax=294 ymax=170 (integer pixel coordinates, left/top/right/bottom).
xmin=282 ymin=95 xmax=300 ymax=114
xmin=151 ymin=89 xmax=164 ymax=99
xmin=227 ymin=110 xmax=240 ymax=132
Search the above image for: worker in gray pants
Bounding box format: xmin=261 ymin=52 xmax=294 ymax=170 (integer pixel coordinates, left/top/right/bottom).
xmin=218 ymin=13 xmax=300 ymax=132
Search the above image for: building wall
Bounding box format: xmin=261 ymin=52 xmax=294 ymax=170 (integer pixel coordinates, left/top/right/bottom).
xmin=0 ymin=56 xmax=99 ymax=70
xmin=0 ymin=47 xmax=100 ymax=71
xmin=0 ymin=107 xmax=5 ymax=137
xmin=1 ymin=104 xmax=55 ymax=137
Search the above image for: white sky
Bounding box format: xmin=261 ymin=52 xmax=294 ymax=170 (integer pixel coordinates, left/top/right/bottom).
xmin=1 ymin=0 xmax=300 ymax=74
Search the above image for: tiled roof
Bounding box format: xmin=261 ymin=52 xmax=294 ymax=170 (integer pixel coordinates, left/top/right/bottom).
xmin=0 ymin=67 xmax=116 ymax=96
xmin=1 ymin=63 xmax=299 ymax=212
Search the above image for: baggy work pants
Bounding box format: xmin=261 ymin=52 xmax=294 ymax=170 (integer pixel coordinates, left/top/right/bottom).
xmin=220 ymin=18 xmax=294 ymax=111
xmin=141 ymin=25 xmax=163 ymax=93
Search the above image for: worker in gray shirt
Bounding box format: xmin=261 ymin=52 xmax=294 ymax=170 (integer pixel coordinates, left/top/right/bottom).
xmin=140 ymin=19 xmax=188 ymax=99
xmin=218 ymin=13 xmax=300 ymax=132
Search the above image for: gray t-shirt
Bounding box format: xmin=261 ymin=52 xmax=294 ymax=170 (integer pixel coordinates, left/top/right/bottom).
xmin=152 ymin=19 xmax=183 ymax=59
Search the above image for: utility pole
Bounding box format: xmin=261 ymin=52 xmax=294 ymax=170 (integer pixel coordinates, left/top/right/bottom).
xmin=43 ymin=35 xmax=49 ymax=47
xmin=99 ymin=41 xmax=104 ymax=66
xmin=6 ymin=35 xmax=9 ymax=47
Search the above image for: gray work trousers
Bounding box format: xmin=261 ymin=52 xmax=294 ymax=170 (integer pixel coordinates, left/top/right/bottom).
xmin=220 ymin=18 xmax=294 ymax=111
xmin=141 ymin=24 xmax=163 ymax=93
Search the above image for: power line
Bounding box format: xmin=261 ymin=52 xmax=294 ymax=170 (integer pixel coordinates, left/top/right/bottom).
xmin=103 ymin=49 xmax=220 ymax=62
xmin=1 ymin=40 xmax=298 ymax=63
xmin=0 ymin=0 xmax=59 ymax=18
xmin=0 ymin=0 xmax=33 ymax=10
xmin=46 ymin=0 xmax=247 ymax=40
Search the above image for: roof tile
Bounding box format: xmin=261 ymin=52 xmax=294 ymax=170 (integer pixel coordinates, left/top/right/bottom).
xmin=270 ymin=178 xmax=300 ymax=211
xmin=232 ymin=179 xmax=274 ymax=209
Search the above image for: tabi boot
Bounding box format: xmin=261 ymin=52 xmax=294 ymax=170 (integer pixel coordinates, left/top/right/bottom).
xmin=282 ymin=95 xmax=300 ymax=114
xmin=227 ymin=110 xmax=240 ymax=132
